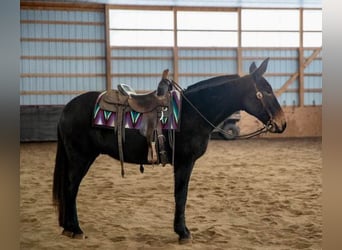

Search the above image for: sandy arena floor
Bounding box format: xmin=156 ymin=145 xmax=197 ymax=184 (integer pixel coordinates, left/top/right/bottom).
xmin=20 ymin=138 xmax=322 ymax=250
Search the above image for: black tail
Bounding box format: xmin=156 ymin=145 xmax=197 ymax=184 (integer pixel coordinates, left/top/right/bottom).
xmin=52 ymin=126 xmax=67 ymax=227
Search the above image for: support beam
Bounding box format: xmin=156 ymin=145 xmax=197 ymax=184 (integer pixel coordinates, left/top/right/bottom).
xmin=237 ymin=8 xmax=243 ymax=75
xmin=304 ymin=48 xmax=322 ymax=67
xmin=275 ymin=72 xmax=299 ymax=97
xmin=173 ymin=8 xmax=179 ymax=83
xmin=275 ymin=48 xmax=322 ymax=97
xmin=105 ymin=5 xmax=112 ymax=90
xmin=298 ymin=8 xmax=304 ymax=106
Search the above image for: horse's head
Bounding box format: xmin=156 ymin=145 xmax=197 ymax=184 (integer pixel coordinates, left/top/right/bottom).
xmin=242 ymin=58 xmax=286 ymax=133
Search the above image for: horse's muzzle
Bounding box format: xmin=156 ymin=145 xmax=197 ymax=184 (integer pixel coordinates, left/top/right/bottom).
xmin=268 ymin=112 xmax=287 ymax=133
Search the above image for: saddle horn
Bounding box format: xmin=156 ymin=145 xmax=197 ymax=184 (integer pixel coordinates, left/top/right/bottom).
xmin=162 ymin=69 xmax=169 ymax=79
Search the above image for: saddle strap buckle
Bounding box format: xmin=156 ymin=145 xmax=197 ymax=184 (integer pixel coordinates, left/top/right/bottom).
xmin=159 ymin=107 xmax=169 ymax=121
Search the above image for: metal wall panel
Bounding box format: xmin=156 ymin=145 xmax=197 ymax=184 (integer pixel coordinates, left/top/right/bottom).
xmin=178 ymin=49 xmax=237 ymax=58
xmin=21 ymin=23 xmax=104 ymax=39
xmin=303 ymin=49 xmax=322 ymax=105
xmin=304 ymin=93 xmax=321 ymax=106
xmin=179 ymin=59 xmax=235 ymax=74
xmin=178 ymin=48 xmax=237 ymax=88
xmin=304 ymin=49 xmax=322 ymax=58
xmin=112 ymin=48 xmax=173 ymax=57
xmin=20 ymin=5 xmax=322 ymax=107
xmin=304 ymin=76 xmax=322 ymax=89
xmin=21 ymin=59 xmax=105 ymax=74
xmin=20 ymin=77 xmax=105 ymax=92
xmin=242 ymin=58 xmax=298 ymax=74
xmin=111 ymin=48 xmax=174 ymax=90
xmin=242 ymin=49 xmax=298 ymax=58
xmin=21 ymin=9 xmax=105 ymax=24
xmin=21 ymin=42 xmax=105 ymax=56
xmin=263 ymin=76 xmax=299 ymax=90
xmin=20 ymin=8 xmax=106 ymax=105
xmin=304 ymin=59 xmax=322 ymax=73
xmin=112 ymin=59 xmax=173 ymax=75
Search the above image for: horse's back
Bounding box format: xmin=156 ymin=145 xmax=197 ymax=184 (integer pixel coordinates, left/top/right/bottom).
xmin=58 ymin=91 xmax=101 ymax=145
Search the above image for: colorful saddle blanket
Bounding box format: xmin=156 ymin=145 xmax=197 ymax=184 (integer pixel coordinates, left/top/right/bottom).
xmin=93 ymin=90 xmax=181 ymax=130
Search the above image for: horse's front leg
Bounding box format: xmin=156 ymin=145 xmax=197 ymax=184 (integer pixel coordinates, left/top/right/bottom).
xmin=173 ymin=159 xmax=194 ymax=243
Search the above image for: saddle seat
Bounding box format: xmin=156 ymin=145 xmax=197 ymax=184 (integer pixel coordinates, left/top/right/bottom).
xmin=101 ymin=84 xmax=170 ymax=114
xmin=117 ymin=83 xmax=136 ymax=96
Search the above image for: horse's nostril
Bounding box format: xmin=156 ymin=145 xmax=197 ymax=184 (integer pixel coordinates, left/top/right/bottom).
xmin=282 ymin=122 xmax=287 ymax=131
xmin=268 ymin=121 xmax=282 ymax=133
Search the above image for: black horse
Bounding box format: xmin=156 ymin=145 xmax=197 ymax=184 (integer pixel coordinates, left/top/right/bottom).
xmin=53 ymin=58 xmax=286 ymax=243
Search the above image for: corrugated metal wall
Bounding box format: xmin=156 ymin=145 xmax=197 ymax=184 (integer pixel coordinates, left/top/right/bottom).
xmin=20 ymin=7 xmax=106 ymax=105
xmin=178 ymin=48 xmax=237 ymax=87
xmin=111 ymin=48 xmax=174 ymax=90
xmin=108 ymin=46 xmax=323 ymax=108
xmin=303 ymin=48 xmax=322 ymax=106
xmin=20 ymin=3 xmax=322 ymax=106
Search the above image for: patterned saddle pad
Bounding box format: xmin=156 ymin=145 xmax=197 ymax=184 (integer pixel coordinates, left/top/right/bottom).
xmin=92 ymin=90 xmax=181 ymax=130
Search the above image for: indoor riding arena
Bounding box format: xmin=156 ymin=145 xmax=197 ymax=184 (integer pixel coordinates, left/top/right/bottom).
xmin=20 ymin=0 xmax=322 ymax=249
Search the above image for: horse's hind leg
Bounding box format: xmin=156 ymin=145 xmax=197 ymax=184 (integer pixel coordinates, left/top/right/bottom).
xmin=60 ymin=147 xmax=97 ymax=238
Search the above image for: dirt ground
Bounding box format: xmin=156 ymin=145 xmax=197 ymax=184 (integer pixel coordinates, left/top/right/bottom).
xmin=20 ymin=137 xmax=322 ymax=250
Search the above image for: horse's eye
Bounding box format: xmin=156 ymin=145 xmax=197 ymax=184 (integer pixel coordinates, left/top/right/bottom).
xmin=256 ymin=91 xmax=263 ymax=99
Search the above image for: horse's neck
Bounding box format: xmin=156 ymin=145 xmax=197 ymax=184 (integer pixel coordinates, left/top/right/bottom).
xmin=185 ymin=80 xmax=244 ymax=129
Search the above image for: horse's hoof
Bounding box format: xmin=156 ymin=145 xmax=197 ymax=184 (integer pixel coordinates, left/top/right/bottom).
xmin=179 ymin=235 xmax=192 ymax=245
xmin=61 ymin=230 xmax=74 ymax=238
xmin=73 ymin=233 xmax=87 ymax=239
xmin=179 ymin=238 xmax=192 ymax=245
xmin=62 ymin=230 xmax=87 ymax=239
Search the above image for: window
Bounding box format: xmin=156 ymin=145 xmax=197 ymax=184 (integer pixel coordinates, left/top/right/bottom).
xmin=109 ymin=8 xmax=322 ymax=48
xmin=242 ymin=32 xmax=299 ymax=47
xmin=177 ymin=11 xmax=238 ymax=47
xmin=242 ymin=9 xmax=299 ymax=31
xmin=109 ymin=10 xmax=174 ymax=46
xmin=242 ymin=9 xmax=300 ymax=47
xmin=303 ymin=10 xmax=322 ymax=47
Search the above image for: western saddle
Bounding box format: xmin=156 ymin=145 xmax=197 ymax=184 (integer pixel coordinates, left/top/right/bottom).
xmin=98 ymin=69 xmax=173 ymax=177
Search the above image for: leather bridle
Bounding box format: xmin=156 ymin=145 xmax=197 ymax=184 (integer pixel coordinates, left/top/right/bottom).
xmin=254 ymin=83 xmax=275 ymax=131
xmin=171 ymin=80 xmax=273 ymax=139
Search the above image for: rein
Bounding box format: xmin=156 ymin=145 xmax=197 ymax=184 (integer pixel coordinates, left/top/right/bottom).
xmin=171 ymin=80 xmax=270 ymax=140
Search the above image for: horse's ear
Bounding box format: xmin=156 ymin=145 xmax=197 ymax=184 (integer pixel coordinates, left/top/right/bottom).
xmin=249 ymin=62 xmax=257 ymax=74
xmin=162 ymin=69 xmax=169 ymax=79
xmin=251 ymin=57 xmax=269 ymax=81
xmin=255 ymin=58 xmax=269 ymax=76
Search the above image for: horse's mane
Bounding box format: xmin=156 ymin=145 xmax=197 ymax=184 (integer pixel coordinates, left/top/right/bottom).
xmin=184 ymin=74 xmax=240 ymax=94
